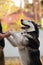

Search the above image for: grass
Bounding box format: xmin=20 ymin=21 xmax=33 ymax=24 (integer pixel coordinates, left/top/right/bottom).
xmin=5 ymin=57 xmax=43 ymax=65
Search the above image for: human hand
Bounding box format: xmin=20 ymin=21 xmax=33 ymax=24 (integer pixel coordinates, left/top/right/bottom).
xmin=5 ymin=31 xmax=11 ymax=38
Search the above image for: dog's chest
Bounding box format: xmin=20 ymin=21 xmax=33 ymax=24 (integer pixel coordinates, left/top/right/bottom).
xmin=18 ymin=47 xmax=30 ymax=65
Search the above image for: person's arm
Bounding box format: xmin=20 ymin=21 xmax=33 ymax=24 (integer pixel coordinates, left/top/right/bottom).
xmin=0 ymin=31 xmax=11 ymax=40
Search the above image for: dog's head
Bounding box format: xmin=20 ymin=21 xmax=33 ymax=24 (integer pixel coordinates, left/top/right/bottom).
xmin=21 ymin=19 xmax=39 ymax=38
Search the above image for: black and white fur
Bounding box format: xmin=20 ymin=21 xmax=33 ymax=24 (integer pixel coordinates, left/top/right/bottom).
xmin=7 ymin=19 xmax=42 ymax=65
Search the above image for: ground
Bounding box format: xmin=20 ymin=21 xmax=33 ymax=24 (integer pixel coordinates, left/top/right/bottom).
xmin=5 ymin=57 xmax=43 ymax=65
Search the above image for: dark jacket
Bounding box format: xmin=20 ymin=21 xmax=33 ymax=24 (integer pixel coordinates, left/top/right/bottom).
xmin=0 ymin=23 xmax=5 ymax=48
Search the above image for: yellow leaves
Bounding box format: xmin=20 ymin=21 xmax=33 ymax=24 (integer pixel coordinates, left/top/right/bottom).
xmin=0 ymin=0 xmax=28 ymax=32
xmin=0 ymin=0 xmax=19 ymax=19
xmin=0 ymin=1 xmax=9 ymax=18
xmin=2 ymin=23 xmax=8 ymax=32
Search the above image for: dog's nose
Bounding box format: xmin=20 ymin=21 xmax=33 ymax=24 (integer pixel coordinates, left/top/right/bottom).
xmin=21 ymin=19 xmax=23 ymax=25
xmin=21 ymin=19 xmax=23 ymax=22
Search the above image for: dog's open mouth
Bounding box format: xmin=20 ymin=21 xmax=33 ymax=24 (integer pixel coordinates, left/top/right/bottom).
xmin=21 ymin=26 xmax=30 ymax=29
xmin=21 ymin=23 xmax=30 ymax=29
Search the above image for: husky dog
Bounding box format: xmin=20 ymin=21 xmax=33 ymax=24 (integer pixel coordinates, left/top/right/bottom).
xmin=7 ymin=19 xmax=42 ymax=65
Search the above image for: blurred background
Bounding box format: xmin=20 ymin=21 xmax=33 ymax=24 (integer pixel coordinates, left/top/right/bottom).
xmin=0 ymin=0 xmax=43 ymax=65
xmin=0 ymin=0 xmax=43 ymax=32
